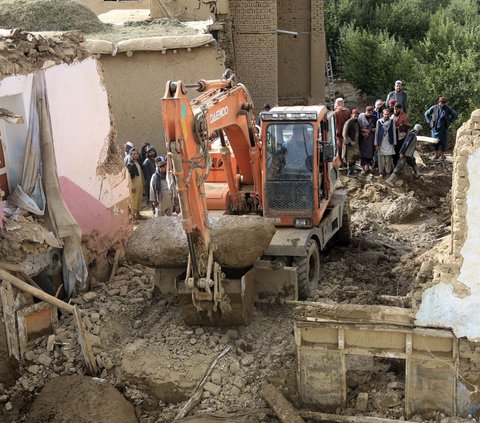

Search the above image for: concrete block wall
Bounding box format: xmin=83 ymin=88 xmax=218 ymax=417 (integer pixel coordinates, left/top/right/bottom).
xmin=229 ymin=0 xmax=278 ymax=111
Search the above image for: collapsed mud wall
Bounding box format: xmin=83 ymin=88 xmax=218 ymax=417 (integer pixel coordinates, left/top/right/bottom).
xmin=91 ymin=38 xmax=224 ymax=154
xmin=0 ymin=39 xmax=132 ymax=282
xmin=415 ymin=110 xmax=480 ymax=340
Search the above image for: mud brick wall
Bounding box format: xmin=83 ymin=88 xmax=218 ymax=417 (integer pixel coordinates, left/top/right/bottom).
xmin=277 ymin=0 xmax=326 ymax=105
xmin=416 ymin=110 xmax=480 ymax=341
xmin=229 ymin=0 xmax=278 ymax=111
xmin=451 ymin=109 xmax=480 ymax=264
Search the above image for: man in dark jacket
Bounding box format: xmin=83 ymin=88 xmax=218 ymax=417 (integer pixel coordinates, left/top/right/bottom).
xmin=342 ymin=109 xmax=361 ymax=177
xmin=142 ymin=146 xmax=157 ymax=190
xmin=425 ymin=96 xmax=458 ymax=160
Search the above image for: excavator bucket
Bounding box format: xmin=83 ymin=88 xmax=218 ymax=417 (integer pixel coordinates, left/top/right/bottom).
xmin=177 ymin=269 xmax=255 ymax=326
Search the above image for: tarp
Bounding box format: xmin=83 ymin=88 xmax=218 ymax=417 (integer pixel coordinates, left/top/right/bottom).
xmin=6 ymin=72 xmax=46 ymax=216
xmin=36 ymin=71 xmax=88 ymax=297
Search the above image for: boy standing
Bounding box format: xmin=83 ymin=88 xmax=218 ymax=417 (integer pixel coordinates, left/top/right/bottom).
xmin=149 ymin=157 xmax=178 ymax=217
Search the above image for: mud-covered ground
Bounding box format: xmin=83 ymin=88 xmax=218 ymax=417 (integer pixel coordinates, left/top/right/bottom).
xmin=0 ymin=146 xmax=456 ymax=423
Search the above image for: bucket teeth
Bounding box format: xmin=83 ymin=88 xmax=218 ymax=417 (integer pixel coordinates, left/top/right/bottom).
xmin=176 ymin=277 xmax=254 ymax=326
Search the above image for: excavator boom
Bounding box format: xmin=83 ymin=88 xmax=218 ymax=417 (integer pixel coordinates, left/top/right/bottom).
xmin=161 ymin=72 xmax=273 ymax=325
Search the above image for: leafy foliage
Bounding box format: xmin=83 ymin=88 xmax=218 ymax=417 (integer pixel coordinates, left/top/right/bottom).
xmin=325 ymin=0 xmax=480 ymax=130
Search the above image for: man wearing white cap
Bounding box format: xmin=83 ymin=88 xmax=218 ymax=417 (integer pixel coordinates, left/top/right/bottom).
xmin=124 ymin=141 xmax=134 ymax=165
xmin=386 ymin=80 xmax=408 ymax=113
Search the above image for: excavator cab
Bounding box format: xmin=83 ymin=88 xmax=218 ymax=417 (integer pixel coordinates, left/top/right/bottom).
xmin=261 ymin=106 xmax=330 ymax=227
xmin=259 ymin=106 xmax=349 ymax=299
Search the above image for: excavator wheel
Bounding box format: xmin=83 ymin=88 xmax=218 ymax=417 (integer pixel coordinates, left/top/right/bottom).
xmin=335 ymin=198 xmax=352 ymax=246
xmin=293 ymin=239 xmax=320 ymax=300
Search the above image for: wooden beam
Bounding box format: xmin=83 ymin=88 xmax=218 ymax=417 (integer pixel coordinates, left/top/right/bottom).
xmin=0 ymin=282 xmax=20 ymax=359
xmin=0 ymin=269 xmax=74 ymax=314
xmin=262 ymin=383 xmax=305 ymax=423
xmin=0 ymin=262 xmax=27 ymax=273
xmin=289 ymin=301 xmax=414 ymax=327
xmin=108 ymin=249 xmax=121 ymax=284
xmin=298 ymin=410 xmax=418 ymax=423
xmin=73 ymin=305 xmax=97 ymax=376
xmin=174 ymin=346 xmax=232 ymax=421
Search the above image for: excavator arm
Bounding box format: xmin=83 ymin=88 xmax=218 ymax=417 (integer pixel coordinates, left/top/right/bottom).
xmin=161 ymin=71 xmax=263 ymax=323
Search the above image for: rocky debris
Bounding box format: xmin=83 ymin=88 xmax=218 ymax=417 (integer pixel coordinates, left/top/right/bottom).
xmin=356 ymin=392 xmax=368 ymax=412
xmin=2 ymin=147 xmax=454 ymax=422
xmin=0 ymin=0 xmax=108 ymax=34
xmin=26 ymin=375 xmax=137 ymax=423
xmin=0 ymin=29 xmax=89 ymax=79
xmin=385 ymin=195 xmax=422 ymax=223
xmin=126 ymin=215 xmax=276 ymax=268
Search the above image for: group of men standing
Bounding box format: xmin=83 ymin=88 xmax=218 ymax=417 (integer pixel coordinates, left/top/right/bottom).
xmin=123 ymin=141 xmax=177 ymax=221
xmin=335 ymin=80 xmax=458 ymax=184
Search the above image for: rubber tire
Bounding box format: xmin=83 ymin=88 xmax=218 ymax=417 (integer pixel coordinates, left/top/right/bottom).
xmin=336 ymin=198 xmax=352 ymax=246
xmin=293 ymin=239 xmax=320 ymax=300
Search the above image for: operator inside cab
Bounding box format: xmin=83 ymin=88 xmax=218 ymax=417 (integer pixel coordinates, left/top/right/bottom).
xmin=266 ymin=123 xmax=314 ymax=180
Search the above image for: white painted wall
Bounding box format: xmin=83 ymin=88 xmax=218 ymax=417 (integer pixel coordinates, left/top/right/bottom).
xmin=0 ymin=58 xmax=129 ymax=209
xmin=416 ymin=148 xmax=480 ymax=340
xmin=0 ymin=74 xmax=33 ymax=192
xmin=45 ymin=58 xmax=130 ymax=208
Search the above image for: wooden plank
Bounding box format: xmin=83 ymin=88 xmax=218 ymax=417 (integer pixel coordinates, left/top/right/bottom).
xmin=298 ymin=410 xmax=418 ymax=423
xmin=338 ymin=329 xmax=347 ymax=406
xmin=404 ymin=333 xmax=412 ymax=418
xmin=0 ymin=269 xmax=74 ymax=314
xmin=73 ymin=305 xmax=97 ymax=376
xmin=108 ymin=249 xmax=121 ymax=284
xmin=262 ymin=383 xmax=305 ymax=423
xmin=0 ymin=282 xmax=20 ymax=359
xmin=0 ymin=262 xmax=26 ymax=272
xmin=290 ymin=301 xmax=414 ymax=327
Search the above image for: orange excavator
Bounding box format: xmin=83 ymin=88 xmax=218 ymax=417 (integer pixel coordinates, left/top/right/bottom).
xmin=161 ymin=70 xmax=350 ymax=326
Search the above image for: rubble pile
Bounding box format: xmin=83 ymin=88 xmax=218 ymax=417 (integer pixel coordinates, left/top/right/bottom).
xmin=0 ymin=149 xmax=457 ymax=422
xmin=0 ymin=29 xmax=89 ymax=77
xmin=0 ymin=216 xmax=61 ymax=264
xmin=0 ymin=0 xmax=108 ymax=34
xmin=314 ymin=152 xmax=452 ymax=308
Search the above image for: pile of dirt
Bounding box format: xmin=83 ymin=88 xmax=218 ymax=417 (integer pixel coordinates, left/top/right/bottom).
xmin=26 ymin=375 xmax=137 ymax=423
xmin=313 ymin=150 xmax=452 ymax=307
xmin=0 ymin=0 xmax=108 ymax=33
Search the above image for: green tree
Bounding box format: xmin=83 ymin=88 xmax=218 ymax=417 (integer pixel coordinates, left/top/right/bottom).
xmin=338 ymin=25 xmax=414 ymax=100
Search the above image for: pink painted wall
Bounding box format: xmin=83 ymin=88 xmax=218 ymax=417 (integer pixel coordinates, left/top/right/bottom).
xmin=59 ymin=176 xmax=128 ymax=238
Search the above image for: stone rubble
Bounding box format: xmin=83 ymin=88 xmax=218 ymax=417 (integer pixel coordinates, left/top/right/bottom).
xmin=0 ymin=148 xmax=460 ymax=423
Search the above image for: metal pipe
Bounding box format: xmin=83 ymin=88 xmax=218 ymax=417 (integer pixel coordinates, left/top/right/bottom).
xmin=277 ymin=29 xmax=298 ymax=36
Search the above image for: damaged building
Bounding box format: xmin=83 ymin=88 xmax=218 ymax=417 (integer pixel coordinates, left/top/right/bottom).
xmin=0 ymin=28 xmax=131 ymax=369
xmin=0 ymin=1 xmax=480 ymax=422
